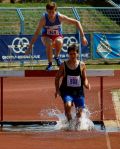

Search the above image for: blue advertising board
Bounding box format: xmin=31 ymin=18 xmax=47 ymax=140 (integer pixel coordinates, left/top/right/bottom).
xmin=0 ymin=34 xmax=91 ymax=62
xmin=93 ymin=33 xmax=120 ymax=59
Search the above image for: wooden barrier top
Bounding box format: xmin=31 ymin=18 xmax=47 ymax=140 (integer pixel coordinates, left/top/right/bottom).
xmin=0 ymin=69 xmax=114 ymax=77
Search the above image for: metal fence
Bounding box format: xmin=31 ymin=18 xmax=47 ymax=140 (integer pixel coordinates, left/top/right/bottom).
xmin=0 ymin=8 xmax=20 ymax=34
xmin=0 ymin=7 xmax=120 ymax=35
xmin=106 ymin=0 xmax=120 ymax=8
xmin=76 ymin=7 xmax=120 ymax=33
xmin=0 ymin=7 xmax=120 ymax=68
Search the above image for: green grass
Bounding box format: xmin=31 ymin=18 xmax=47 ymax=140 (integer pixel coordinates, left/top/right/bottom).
xmin=1 ymin=65 xmax=120 ymax=70
xmin=0 ymin=2 xmax=119 ymax=35
xmin=0 ymin=1 xmax=89 ymax=7
xmin=0 ymin=61 xmax=120 ymax=70
xmin=86 ymin=64 xmax=120 ymax=70
xmin=0 ymin=2 xmax=90 ymax=34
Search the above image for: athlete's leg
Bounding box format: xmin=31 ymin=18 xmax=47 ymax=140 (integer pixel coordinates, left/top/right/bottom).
xmin=74 ymin=95 xmax=85 ymax=118
xmin=74 ymin=95 xmax=85 ymax=130
xmin=41 ymin=36 xmax=54 ymax=70
xmin=61 ymin=95 xmax=73 ymax=121
xmin=64 ymin=101 xmax=73 ymax=121
xmin=53 ymin=37 xmax=63 ymax=66
xmin=76 ymin=107 xmax=83 ymax=118
xmin=41 ymin=36 xmax=53 ymax=63
xmin=54 ymin=37 xmax=63 ymax=57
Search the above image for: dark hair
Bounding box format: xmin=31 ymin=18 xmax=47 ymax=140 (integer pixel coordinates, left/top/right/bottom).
xmin=46 ymin=2 xmax=57 ymax=11
xmin=68 ymin=44 xmax=79 ymax=54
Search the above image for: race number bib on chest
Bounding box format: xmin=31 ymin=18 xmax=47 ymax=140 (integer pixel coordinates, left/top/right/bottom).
xmin=47 ymin=29 xmax=59 ymax=35
xmin=67 ymin=75 xmax=81 ymax=87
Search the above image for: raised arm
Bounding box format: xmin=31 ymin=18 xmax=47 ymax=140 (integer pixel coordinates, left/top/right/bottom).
xmin=59 ymin=14 xmax=88 ymax=46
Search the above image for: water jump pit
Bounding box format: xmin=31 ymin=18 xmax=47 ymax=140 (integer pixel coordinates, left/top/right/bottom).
xmin=0 ymin=108 xmax=119 ymax=134
xmin=0 ymin=120 xmax=105 ymax=132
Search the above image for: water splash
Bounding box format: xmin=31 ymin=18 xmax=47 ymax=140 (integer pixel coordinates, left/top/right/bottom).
xmin=75 ymin=108 xmax=95 ymax=131
xmin=40 ymin=107 xmax=95 ymax=131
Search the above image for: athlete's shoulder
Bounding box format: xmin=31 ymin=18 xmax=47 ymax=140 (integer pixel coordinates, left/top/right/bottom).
xmin=55 ymin=11 xmax=60 ymax=15
xmin=57 ymin=12 xmax=61 ymax=16
xmin=59 ymin=61 xmax=66 ymax=71
xmin=42 ymin=12 xmax=47 ymax=16
xmin=58 ymin=13 xmax=67 ymax=21
xmin=79 ymin=61 xmax=86 ymax=70
xmin=41 ymin=13 xmax=48 ymax=21
xmin=56 ymin=62 xmax=64 ymax=77
xmin=39 ymin=15 xmax=45 ymax=26
xmin=80 ymin=61 xmax=85 ymax=65
xmin=56 ymin=12 xmax=62 ymax=21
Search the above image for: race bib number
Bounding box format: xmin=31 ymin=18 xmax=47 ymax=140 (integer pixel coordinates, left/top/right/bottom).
xmin=67 ymin=75 xmax=81 ymax=87
xmin=47 ymin=29 xmax=59 ymax=35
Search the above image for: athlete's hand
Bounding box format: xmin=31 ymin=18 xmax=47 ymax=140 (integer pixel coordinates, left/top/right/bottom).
xmin=87 ymin=83 xmax=91 ymax=90
xmin=25 ymin=45 xmax=32 ymax=55
xmin=55 ymin=90 xmax=61 ymax=98
xmin=85 ymin=83 xmax=91 ymax=90
xmin=84 ymin=79 xmax=91 ymax=90
xmin=25 ymin=49 xmax=31 ymax=55
xmin=81 ymin=36 xmax=88 ymax=46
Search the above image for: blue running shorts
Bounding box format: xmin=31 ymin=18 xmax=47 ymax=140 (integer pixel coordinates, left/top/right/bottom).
xmin=61 ymin=95 xmax=85 ymax=108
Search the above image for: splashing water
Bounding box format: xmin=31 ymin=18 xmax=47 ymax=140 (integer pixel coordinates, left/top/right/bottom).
xmin=40 ymin=107 xmax=95 ymax=131
xmin=75 ymin=108 xmax=95 ymax=131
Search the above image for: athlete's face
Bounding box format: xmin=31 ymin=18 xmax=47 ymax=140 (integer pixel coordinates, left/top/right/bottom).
xmin=68 ymin=50 xmax=78 ymax=61
xmin=47 ymin=9 xmax=56 ymax=19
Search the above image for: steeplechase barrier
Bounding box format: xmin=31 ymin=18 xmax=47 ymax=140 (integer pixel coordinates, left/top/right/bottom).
xmin=0 ymin=69 xmax=114 ymax=129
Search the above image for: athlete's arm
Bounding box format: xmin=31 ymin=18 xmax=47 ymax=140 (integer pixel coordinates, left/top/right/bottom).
xmin=55 ymin=63 xmax=64 ymax=98
xmin=25 ymin=17 xmax=45 ymax=54
xmin=59 ymin=14 xmax=88 ymax=46
xmin=81 ymin=62 xmax=91 ymax=90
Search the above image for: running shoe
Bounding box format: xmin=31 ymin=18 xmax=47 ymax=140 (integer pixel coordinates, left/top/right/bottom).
xmin=45 ymin=63 xmax=53 ymax=71
xmin=54 ymin=57 xmax=62 ymax=66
